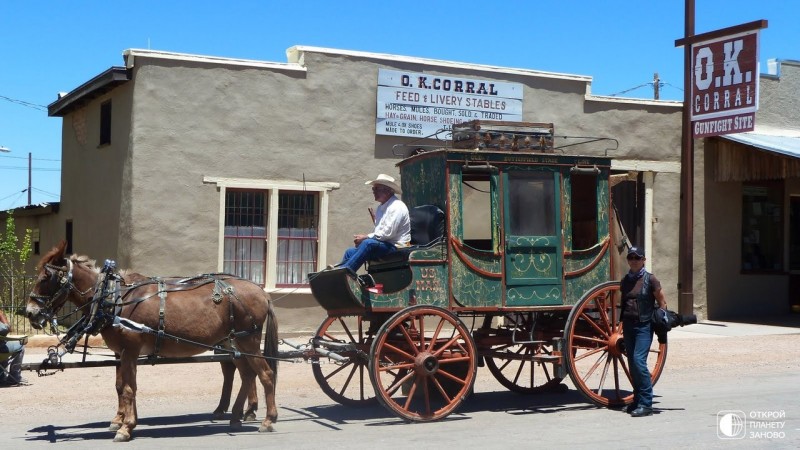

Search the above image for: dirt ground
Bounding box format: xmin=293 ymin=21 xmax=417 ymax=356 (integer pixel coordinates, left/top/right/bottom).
xmin=3 ymin=332 xmax=799 ymax=421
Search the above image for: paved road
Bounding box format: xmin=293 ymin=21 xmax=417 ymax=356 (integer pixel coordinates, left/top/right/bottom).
xmin=2 ymin=321 xmax=799 ymax=449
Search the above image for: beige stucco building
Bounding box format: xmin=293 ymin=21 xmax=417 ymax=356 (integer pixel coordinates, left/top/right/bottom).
xmin=8 ymin=47 xmax=797 ymax=329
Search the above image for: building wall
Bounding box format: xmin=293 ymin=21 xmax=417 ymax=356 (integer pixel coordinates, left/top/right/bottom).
xmin=36 ymin=47 xmax=689 ymax=332
xmin=702 ymin=60 xmax=800 ymax=319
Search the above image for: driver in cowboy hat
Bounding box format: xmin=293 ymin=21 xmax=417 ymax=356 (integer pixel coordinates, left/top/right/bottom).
xmin=331 ymin=173 xmax=411 ymax=273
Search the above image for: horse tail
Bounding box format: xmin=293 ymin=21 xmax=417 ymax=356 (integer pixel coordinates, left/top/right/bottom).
xmin=263 ymin=295 xmax=279 ymax=386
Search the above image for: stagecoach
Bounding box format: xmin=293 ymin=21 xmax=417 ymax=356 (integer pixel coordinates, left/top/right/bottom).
xmin=308 ymin=120 xmax=667 ymax=421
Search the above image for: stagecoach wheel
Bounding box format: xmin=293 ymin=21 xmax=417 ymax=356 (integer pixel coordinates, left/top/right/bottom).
xmin=564 ymin=281 xmax=668 ymax=407
xmin=369 ymin=305 xmax=477 ymax=422
xmin=311 ymin=316 xmax=377 ymax=407
xmin=483 ymin=313 xmax=566 ymax=394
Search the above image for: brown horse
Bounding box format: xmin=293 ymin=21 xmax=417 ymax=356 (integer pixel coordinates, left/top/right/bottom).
xmin=26 ymin=241 xmax=278 ymax=442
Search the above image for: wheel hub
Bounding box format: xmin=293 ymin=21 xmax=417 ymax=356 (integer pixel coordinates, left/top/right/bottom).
xmin=414 ymin=352 xmax=439 ymax=376
xmin=608 ymin=331 xmax=624 ymax=358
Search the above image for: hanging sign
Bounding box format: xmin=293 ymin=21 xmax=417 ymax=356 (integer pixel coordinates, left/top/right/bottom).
xmin=690 ymin=30 xmax=760 ymax=138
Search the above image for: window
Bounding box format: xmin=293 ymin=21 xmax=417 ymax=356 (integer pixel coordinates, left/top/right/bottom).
xmin=461 ymin=174 xmax=493 ymax=250
xmin=208 ymin=176 xmax=338 ymax=290
xmin=100 ymin=100 xmax=112 ymax=146
xmin=571 ymin=173 xmax=598 ymax=249
xmin=276 ymin=192 xmax=318 ymax=287
xmin=224 ymin=191 xmax=267 ymax=284
xmin=741 ymin=181 xmax=783 ymax=272
xmin=507 ymin=171 xmax=555 ymax=236
xmin=65 ymin=220 xmax=73 ymax=255
xmin=224 ymin=190 xmax=319 ymax=287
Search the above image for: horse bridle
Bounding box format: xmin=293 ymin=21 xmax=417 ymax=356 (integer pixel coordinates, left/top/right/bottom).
xmin=29 ymin=259 xmax=94 ymax=324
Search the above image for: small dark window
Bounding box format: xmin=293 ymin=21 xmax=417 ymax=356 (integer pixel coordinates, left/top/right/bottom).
xmin=100 ymin=100 xmax=112 ymax=146
xmin=571 ymin=173 xmax=598 ymax=250
xmin=66 ymin=220 xmax=73 ymax=255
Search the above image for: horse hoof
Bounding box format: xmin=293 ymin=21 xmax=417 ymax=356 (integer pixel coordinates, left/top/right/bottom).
xmin=212 ymin=411 xmax=225 ymax=420
xmin=258 ymin=423 xmax=275 ymax=433
xmin=229 ymin=420 xmax=242 ymax=429
xmin=113 ymin=431 xmax=131 ymax=442
xmin=243 ymin=412 xmax=257 ymax=421
xmin=109 ymin=423 xmax=121 ymax=432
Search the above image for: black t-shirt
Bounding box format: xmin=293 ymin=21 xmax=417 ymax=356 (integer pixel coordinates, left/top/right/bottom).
xmin=621 ymin=272 xmax=661 ymax=320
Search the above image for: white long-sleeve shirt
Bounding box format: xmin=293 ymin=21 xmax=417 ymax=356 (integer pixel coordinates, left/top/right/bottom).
xmin=368 ymin=195 xmax=411 ymax=247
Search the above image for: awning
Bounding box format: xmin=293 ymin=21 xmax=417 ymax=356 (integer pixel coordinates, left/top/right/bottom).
xmin=721 ymin=126 xmax=800 ymax=159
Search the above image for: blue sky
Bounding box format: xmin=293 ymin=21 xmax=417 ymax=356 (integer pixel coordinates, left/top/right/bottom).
xmin=0 ymin=1 xmax=797 ymax=210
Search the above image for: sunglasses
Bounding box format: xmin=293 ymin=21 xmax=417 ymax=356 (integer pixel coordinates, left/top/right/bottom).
xmin=627 ymin=255 xmax=643 ymax=261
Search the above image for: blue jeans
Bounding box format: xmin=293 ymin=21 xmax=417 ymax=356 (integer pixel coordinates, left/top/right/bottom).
xmin=623 ymin=319 xmax=654 ymax=408
xmin=339 ymin=238 xmax=397 ymax=273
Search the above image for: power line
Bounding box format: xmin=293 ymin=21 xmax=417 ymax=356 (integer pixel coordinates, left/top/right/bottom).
xmin=0 ymin=94 xmax=47 ymax=111
xmin=0 ymin=154 xmax=61 ymax=162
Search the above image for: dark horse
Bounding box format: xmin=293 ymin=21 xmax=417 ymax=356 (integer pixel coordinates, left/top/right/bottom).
xmin=26 ymin=241 xmax=278 ymax=442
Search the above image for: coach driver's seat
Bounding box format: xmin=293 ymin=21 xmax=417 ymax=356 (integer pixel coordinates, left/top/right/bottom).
xmin=366 ymin=205 xmax=446 ymax=291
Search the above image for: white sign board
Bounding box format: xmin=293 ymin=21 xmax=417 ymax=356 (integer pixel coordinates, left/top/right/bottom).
xmin=376 ymin=69 xmax=524 ymax=138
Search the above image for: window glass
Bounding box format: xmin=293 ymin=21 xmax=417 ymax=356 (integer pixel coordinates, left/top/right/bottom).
xmin=100 ymin=101 xmax=112 ymax=146
xmin=741 ymin=181 xmax=783 ymax=272
xmin=462 ymin=175 xmax=492 ymax=250
xmin=276 ymin=192 xmax=318 ymax=287
xmin=571 ymin=173 xmax=598 ymax=249
xmin=508 ymin=172 xmax=554 ymax=236
xmin=224 ymin=190 xmax=266 ymax=285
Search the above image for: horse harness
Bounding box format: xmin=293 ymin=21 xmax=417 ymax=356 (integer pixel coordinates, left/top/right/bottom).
xmin=34 ymin=261 xmax=261 ymax=358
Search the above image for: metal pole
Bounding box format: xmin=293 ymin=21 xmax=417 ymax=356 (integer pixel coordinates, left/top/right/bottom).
xmin=678 ymin=0 xmax=695 ymax=317
xmin=27 ymin=152 xmax=32 ymax=205
xmin=653 ymin=73 xmax=660 ymax=100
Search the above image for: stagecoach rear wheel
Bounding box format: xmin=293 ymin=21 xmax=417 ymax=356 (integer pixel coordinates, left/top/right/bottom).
xmin=312 ymin=316 xmax=377 ymax=407
xmin=369 ymin=305 xmax=477 ymax=422
xmin=564 ymin=281 xmax=668 ymax=407
xmin=482 ymin=312 xmax=566 ymax=394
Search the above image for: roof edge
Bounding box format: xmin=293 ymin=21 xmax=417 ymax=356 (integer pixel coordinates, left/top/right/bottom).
xmin=286 ymin=45 xmax=593 ymax=83
xmin=48 ymin=67 xmax=130 ymax=117
xmin=123 ymin=49 xmax=305 ymax=72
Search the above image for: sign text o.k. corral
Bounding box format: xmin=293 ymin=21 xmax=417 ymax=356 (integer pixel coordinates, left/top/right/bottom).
xmin=691 ymin=30 xmax=760 ymax=138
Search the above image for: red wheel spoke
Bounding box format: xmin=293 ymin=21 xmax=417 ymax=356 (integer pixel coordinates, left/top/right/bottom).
xmin=572 ymin=334 xmax=608 ymax=346
xmin=584 ymin=350 xmax=608 ymax=379
xmin=386 ymin=370 xmax=415 ymax=396
xmin=579 ymin=312 xmax=610 ymax=338
xmin=403 ymin=376 xmax=419 ymax=410
xmin=427 ymin=318 xmax=446 ymax=352
xmin=399 ymin=324 xmax=421 ymax=356
xmin=573 ymin=345 xmax=606 ymax=361
xmin=381 ymin=341 xmax=416 ymax=362
xmin=595 ymin=354 xmax=611 ymax=395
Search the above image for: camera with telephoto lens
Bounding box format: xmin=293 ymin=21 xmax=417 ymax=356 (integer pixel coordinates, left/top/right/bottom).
xmin=652 ymin=309 xmax=697 ymax=343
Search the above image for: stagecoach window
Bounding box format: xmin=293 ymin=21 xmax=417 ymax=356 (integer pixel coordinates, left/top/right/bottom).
xmin=461 ymin=175 xmax=493 ymax=250
xmin=571 ymin=173 xmax=598 ymax=249
xmin=508 ymin=172 xmax=555 ymax=236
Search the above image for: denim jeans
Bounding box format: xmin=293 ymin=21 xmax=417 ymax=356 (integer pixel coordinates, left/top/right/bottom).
xmin=623 ymin=319 xmax=654 ymax=408
xmin=339 ymin=238 xmax=397 ymax=272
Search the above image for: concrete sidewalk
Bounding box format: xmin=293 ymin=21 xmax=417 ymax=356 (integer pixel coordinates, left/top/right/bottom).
xmin=670 ymin=318 xmax=800 ymax=339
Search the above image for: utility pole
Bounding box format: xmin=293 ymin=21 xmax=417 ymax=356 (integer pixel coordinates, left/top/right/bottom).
xmin=28 ymin=152 xmax=32 ymax=205
xmin=653 ymin=72 xmax=660 ymax=100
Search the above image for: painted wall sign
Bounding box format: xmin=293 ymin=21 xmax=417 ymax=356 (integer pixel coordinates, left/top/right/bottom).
xmin=376 ymin=68 xmax=523 ymax=138
xmin=690 ymin=30 xmax=760 ymax=138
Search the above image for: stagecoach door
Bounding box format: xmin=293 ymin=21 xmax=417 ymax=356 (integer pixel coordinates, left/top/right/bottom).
xmin=503 ymin=170 xmax=563 ymax=306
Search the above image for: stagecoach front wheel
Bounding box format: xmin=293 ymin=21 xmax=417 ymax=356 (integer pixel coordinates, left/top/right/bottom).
xmin=312 ymin=316 xmax=377 ymax=407
xmin=369 ymin=305 xmax=477 ymax=422
xmin=564 ymin=281 xmax=667 ymax=407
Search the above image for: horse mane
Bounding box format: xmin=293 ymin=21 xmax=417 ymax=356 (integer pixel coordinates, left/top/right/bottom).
xmin=70 ymin=254 xmax=100 ymax=275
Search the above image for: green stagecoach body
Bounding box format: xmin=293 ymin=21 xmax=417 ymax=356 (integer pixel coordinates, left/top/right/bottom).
xmin=311 ymin=123 xmax=617 ymax=314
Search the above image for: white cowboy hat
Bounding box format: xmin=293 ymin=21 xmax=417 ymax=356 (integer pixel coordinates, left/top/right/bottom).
xmin=365 ymin=173 xmax=402 ymax=194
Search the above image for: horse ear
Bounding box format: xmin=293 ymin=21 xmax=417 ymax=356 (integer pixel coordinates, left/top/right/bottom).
xmin=56 ymin=239 xmax=68 ymax=257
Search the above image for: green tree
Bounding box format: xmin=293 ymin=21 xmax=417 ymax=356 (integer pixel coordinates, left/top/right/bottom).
xmin=0 ymin=211 xmax=33 ymax=332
